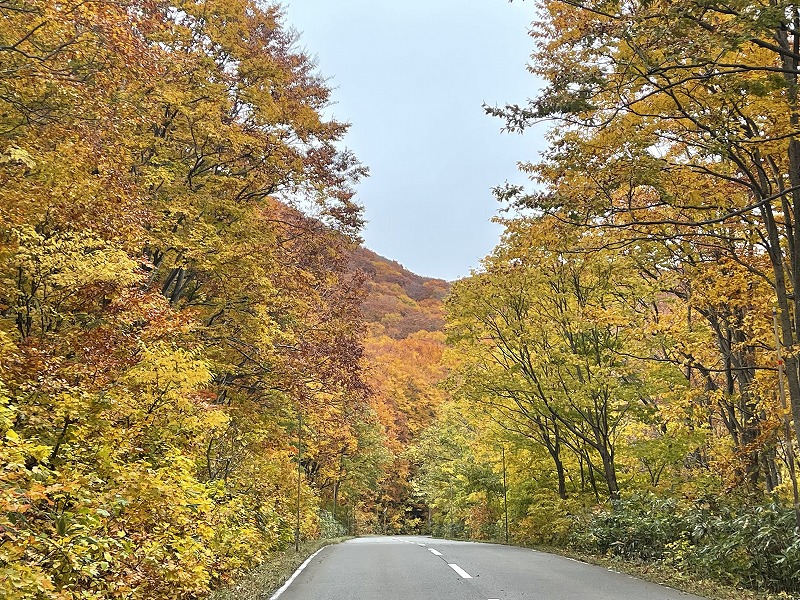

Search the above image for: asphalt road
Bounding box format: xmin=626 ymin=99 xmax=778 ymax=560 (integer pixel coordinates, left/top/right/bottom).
xmin=272 ymin=535 xmax=707 ymax=600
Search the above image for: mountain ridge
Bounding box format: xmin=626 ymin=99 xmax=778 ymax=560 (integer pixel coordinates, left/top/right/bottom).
xmin=349 ymin=246 xmax=450 ymax=339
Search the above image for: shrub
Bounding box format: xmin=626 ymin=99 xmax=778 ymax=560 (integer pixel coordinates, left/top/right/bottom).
xmin=514 ymin=492 xmax=584 ymax=547
xmin=581 ymin=494 xmax=689 ymax=560
xmin=571 ymin=493 xmax=800 ymax=594
xmin=673 ymin=502 xmax=800 ymax=593
xmin=318 ymin=510 xmax=348 ymax=538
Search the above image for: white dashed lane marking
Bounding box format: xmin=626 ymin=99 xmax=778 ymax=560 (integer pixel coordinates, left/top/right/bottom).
xmin=428 ymin=548 xmax=443 ymax=556
xmin=448 ymin=563 xmax=473 ymax=579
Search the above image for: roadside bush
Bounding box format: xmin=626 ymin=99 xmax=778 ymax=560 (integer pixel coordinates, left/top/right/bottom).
xmin=431 ymin=520 xmax=468 ymax=539
xmin=318 ymin=510 xmax=348 ymax=538
xmin=672 ymin=502 xmax=800 ymax=593
xmin=580 ymin=494 xmax=689 ymax=560
xmin=571 ymin=493 xmax=800 ymax=594
xmin=515 ymin=492 xmax=584 ymax=547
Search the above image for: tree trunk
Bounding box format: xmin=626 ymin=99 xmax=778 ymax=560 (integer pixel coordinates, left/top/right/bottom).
xmin=537 ymin=417 xmax=567 ymax=499
xmin=598 ymin=445 xmax=619 ymax=500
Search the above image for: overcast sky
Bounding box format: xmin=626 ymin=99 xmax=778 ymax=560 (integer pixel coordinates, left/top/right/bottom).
xmin=283 ymin=0 xmax=546 ymax=280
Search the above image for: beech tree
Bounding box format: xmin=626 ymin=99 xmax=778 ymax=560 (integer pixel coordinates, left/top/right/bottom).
xmin=446 ymin=217 xmax=664 ymax=499
xmin=489 ymin=0 xmax=800 ymax=446
xmin=0 ymin=0 xmax=380 ymax=597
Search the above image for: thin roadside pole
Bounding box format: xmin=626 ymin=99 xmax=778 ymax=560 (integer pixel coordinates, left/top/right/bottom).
xmin=772 ymin=309 xmax=800 ymax=528
xmin=502 ymin=446 xmax=509 ymax=544
xmin=295 ymin=408 xmax=303 ymax=552
xmin=448 ymin=483 xmax=454 ymax=538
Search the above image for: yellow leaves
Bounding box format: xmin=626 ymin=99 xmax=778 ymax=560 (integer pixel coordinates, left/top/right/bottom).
xmin=123 ymin=342 xmax=211 ymax=404
xmin=138 ymin=163 xmax=181 ymax=190
xmin=202 ymin=407 xmax=231 ymax=431
xmin=0 ymin=145 xmax=35 ymax=169
xmin=1 ymin=391 xmax=52 ymax=469
xmin=26 ymin=443 xmax=52 ymax=464
xmin=11 ymin=226 xmax=141 ymax=302
xmin=0 ymin=0 xmax=372 ymax=595
xmin=0 ymin=565 xmax=56 ymax=598
xmin=0 ymin=328 xmax=14 ymax=362
xmin=114 ymin=342 xmax=228 ymax=458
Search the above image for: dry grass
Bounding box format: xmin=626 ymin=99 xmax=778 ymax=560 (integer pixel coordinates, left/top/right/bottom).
xmin=210 ymin=538 xmax=349 ymax=600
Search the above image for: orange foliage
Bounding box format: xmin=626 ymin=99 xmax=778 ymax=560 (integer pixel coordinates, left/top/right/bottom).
xmin=350 ymin=248 xmax=448 ymax=339
xmin=348 ymin=248 xmax=451 ymax=530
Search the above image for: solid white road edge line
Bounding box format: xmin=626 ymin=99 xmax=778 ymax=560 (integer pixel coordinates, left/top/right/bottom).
xmin=428 ymin=548 xmax=443 ymax=556
xmin=448 ymin=563 xmax=473 ymax=579
xmin=269 ymin=546 xmax=327 ymax=600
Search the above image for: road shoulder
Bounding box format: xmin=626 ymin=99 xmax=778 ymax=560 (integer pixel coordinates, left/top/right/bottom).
xmin=209 ymin=537 xmax=349 ymax=600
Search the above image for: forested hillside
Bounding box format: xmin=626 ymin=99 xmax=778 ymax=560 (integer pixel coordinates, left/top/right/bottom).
xmin=350 ymin=247 xmax=450 ymax=533
xmin=350 ymin=247 xmax=448 ymax=339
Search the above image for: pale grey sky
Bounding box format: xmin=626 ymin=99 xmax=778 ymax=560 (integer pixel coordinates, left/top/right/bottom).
xmin=283 ymin=0 xmax=544 ymax=280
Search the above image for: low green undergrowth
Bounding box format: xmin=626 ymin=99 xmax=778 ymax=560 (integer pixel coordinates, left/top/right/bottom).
xmin=567 ymin=494 xmax=800 ymax=596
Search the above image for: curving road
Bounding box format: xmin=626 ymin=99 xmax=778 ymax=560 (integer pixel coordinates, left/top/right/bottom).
xmin=271 ymin=535 xmax=706 ymax=600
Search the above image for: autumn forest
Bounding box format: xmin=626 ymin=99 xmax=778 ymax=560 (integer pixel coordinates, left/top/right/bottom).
xmin=2 ymin=0 xmax=800 ymax=599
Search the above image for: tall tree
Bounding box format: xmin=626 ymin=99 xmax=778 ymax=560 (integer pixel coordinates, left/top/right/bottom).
xmin=447 ymin=217 xmax=661 ymax=499
xmin=489 ymin=0 xmax=800 ymax=445
xmin=0 ymin=0 xmax=377 ymax=597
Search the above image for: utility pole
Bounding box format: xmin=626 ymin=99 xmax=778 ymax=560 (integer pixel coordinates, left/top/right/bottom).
xmin=773 ymin=309 xmax=800 ymax=528
xmin=295 ymin=408 xmax=303 ymax=552
xmin=502 ymin=446 xmax=509 ymax=544
xmin=448 ymin=483 xmax=454 ymax=539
